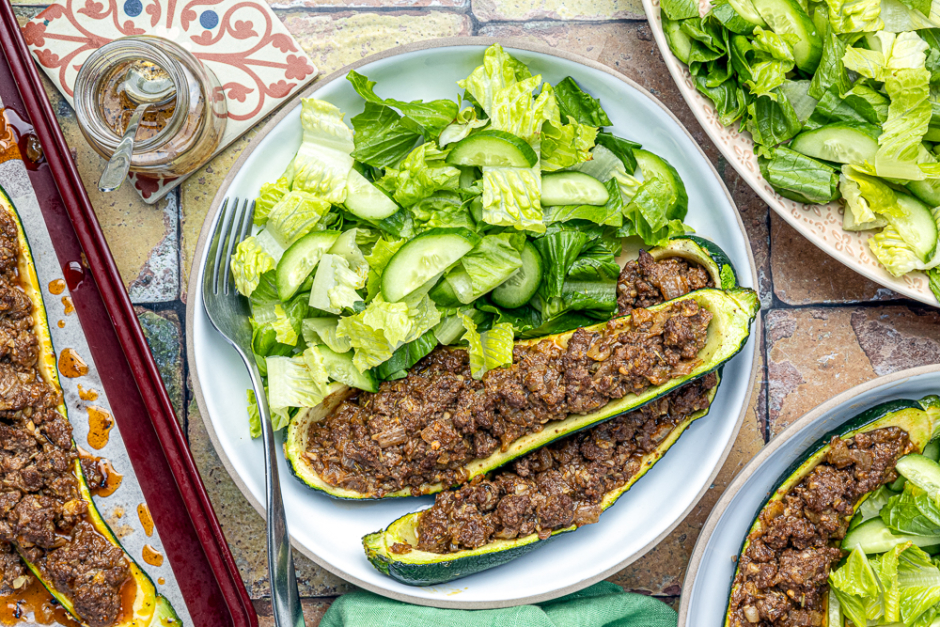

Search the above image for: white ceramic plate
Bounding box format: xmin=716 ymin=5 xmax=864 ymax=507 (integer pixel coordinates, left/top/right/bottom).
xmin=642 ymin=0 xmax=940 ymax=306
xmin=186 ymin=38 xmax=760 ymax=608
xmin=679 ymin=364 xmax=940 ymax=626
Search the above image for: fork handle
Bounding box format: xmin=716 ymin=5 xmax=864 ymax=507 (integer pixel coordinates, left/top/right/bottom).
xmin=248 ymin=364 xmax=305 ymax=627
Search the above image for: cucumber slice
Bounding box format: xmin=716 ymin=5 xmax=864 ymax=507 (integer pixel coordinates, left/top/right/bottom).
xmin=491 ymin=242 xmax=543 ymax=309
xmin=381 ymin=228 xmax=481 ymax=303
xmin=752 ymin=0 xmax=822 ymax=72
xmin=541 ymin=172 xmax=609 ymax=206
xmin=636 ymin=149 xmax=689 ymax=220
xmin=897 ymin=453 xmax=940 ymax=495
xmin=663 ymin=14 xmax=693 ymax=63
xmin=789 ymin=123 xmax=881 ymax=165
xmin=345 ymin=169 xmax=399 ymax=221
xmin=842 ymin=517 xmax=940 ymax=553
xmin=906 ymin=178 xmax=940 ymax=208
xmin=276 ymin=230 xmax=341 ymax=300
xmin=924 ymin=439 xmax=940 ymax=462
xmin=317 ymin=345 xmax=378 ymax=392
xmin=728 ymin=0 xmax=767 ymax=27
xmin=446 ymin=130 xmax=538 ymax=168
xmin=889 ymin=194 xmax=939 ymax=262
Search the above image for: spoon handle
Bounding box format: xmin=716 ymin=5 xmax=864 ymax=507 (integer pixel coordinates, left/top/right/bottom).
xmin=98 ymin=103 xmax=149 ymax=193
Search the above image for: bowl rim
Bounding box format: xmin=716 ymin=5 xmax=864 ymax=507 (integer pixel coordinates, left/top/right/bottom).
xmin=677 ymin=363 xmax=940 ymax=625
xmin=184 ymin=35 xmax=763 ymax=608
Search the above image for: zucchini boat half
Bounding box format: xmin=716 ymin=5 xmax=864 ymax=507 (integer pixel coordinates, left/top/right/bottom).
xmin=362 ymin=374 xmax=722 ymax=585
xmin=0 ymin=187 xmax=179 ymax=627
xmin=725 ymin=395 xmax=940 ymax=627
xmin=652 ymin=235 xmax=738 ymax=291
xmin=285 ymin=287 xmax=759 ymax=499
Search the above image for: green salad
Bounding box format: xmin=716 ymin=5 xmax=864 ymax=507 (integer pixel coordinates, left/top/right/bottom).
xmin=660 ymin=0 xmax=940 ymax=301
xmin=832 ymin=447 xmax=940 ymax=626
xmin=229 ymin=43 xmax=692 ymax=437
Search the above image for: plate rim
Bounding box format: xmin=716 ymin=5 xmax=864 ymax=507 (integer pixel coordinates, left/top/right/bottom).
xmin=640 ymin=0 xmax=939 ymax=307
xmin=677 ymin=363 xmax=940 ymax=625
xmin=184 ymin=35 xmax=762 ymax=608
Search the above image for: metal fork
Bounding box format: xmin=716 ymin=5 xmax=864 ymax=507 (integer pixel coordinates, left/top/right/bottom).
xmin=202 ymin=198 xmax=305 ymax=627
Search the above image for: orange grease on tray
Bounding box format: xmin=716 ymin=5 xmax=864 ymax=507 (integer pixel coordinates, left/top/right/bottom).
xmin=142 ymin=545 xmax=164 ymax=567
xmin=57 ymin=320 xmax=64 ymax=328
xmin=158 ymin=578 xmax=165 ymax=585
xmin=0 ymin=108 xmax=44 ymax=170
xmin=62 ymin=296 xmax=74 ymax=316
xmin=0 ymin=575 xmax=79 ymax=626
xmin=48 ymin=279 xmax=65 ymax=295
xmin=137 ymin=503 xmax=154 ymax=537
xmin=78 ymin=384 xmax=98 ymax=401
xmin=78 ymin=448 xmax=123 ymax=497
xmin=116 ymin=577 xmax=137 ymax=624
xmin=58 ymin=348 xmax=88 ymax=378
xmin=0 ymin=109 xmax=19 ymax=166
xmin=86 ymin=406 xmax=113 ymax=450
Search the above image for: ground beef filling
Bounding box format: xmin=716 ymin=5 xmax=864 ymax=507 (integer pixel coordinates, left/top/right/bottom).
xmin=729 ymin=427 xmax=913 ymax=627
xmin=404 ymin=372 xmax=719 ymax=554
xmin=617 ymin=249 xmax=713 ymax=315
xmin=0 ymin=210 xmax=130 ymax=627
xmin=304 ymin=298 xmax=713 ymax=497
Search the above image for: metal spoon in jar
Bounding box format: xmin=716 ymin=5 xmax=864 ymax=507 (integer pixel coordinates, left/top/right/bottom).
xmin=97 ymin=66 xmax=176 ymax=192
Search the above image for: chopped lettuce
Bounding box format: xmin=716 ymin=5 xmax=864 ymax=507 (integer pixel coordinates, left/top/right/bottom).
xmin=744 ymin=28 xmax=797 ymax=98
xmin=335 ymin=294 xmax=441 ymax=372
xmin=364 ymin=237 xmax=405 ymax=300
xmin=622 ymin=175 xmax=692 ymax=247
xmin=452 ymin=233 xmax=525 ymax=302
xmin=825 ymin=0 xmax=884 ymax=33
xmin=438 ymin=106 xmax=488 ymax=147
xmin=490 ymin=78 xmax=558 ymax=145
xmin=533 ymin=225 xmax=591 ymax=300
xmin=266 ymin=355 xmax=328 ymax=413
xmin=758 ymin=146 xmax=841 ymax=204
xmin=882 ymin=483 xmax=940 ymax=536
xmin=347 ymin=70 xmax=459 ymax=137
xmin=553 ymin=76 xmax=613 ymax=127
xmin=481 ymin=165 xmax=544 ymax=233
xmin=842 ymin=164 xmax=903 ymax=226
xmin=302 ymin=317 xmax=352 ymax=353
xmin=230 ymin=236 xmax=276 ymax=297
xmin=246 ymin=389 xmax=262 ymax=438
xmin=810 ymin=26 xmax=852 ymax=100
xmin=287 ymin=99 xmax=356 ymax=204
xmin=349 ymin=102 xmax=422 ymax=169
xmin=458 ymin=43 xmax=533 ymax=116
xmin=265 ymin=191 xmax=332 ymax=248
xmin=372 ymin=330 xmax=439 ymax=381
xmin=378 ymin=143 xmax=461 ymax=207
xmin=309 ymin=254 xmax=365 ymax=315
xmin=541 ymin=119 xmax=597 ymax=171
xmin=254 ymin=177 xmax=290 ymax=226
xmin=459 ymin=312 xmax=515 ymax=379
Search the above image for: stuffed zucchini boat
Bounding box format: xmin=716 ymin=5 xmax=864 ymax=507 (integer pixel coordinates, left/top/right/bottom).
xmin=285 ymin=286 xmax=759 ymax=500
xmin=362 ymin=372 xmax=723 ymax=584
xmin=725 ymin=396 xmax=940 ymax=627
xmin=0 ymin=187 xmax=178 ymax=627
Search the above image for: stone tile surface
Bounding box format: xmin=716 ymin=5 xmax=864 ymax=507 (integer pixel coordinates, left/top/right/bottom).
xmin=135 ymin=307 xmax=185 ymax=422
xmin=472 ymin=0 xmax=644 ymax=22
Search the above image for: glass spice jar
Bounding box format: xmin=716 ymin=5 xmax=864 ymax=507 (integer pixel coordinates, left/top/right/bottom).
xmin=74 ymin=36 xmax=227 ymax=179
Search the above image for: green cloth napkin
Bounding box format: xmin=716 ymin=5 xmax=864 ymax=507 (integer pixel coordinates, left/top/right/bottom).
xmin=319 ymin=582 xmax=677 ymax=627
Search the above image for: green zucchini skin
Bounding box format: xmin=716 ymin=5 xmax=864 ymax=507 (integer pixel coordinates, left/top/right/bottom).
xmin=724 ymin=395 xmax=940 ymax=627
xmin=0 ymin=187 xmax=178 ymax=627
xmin=285 ymin=287 xmax=759 ymax=500
xmin=652 ymin=235 xmax=738 ymax=290
xmin=362 ymin=380 xmax=722 ymax=585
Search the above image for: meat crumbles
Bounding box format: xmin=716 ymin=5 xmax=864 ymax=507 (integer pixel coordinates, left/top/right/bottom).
xmin=0 ymin=209 xmax=131 ymax=627
xmin=303 ymin=297 xmax=714 ymax=497
xmin=406 ymin=372 xmax=718 ymax=554
xmin=729 ymin=427 xmax=913 ymax=627
xmin=617 ymin=249 xmax=713 ymax=315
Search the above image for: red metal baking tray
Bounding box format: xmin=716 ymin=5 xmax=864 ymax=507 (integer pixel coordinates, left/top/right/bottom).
xmin=0 ymin=3 xmax=257 ymax=626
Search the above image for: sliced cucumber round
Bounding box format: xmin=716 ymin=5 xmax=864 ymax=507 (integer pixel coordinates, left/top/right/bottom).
xmin=381 ymin=228 xmax=481 ymax=303
xmin=906 ymin=177 xmax=940 ymax=208
xmin=842 ymin=517 xmax=940 ymax=554
xmin=276 ymin=230 xmax=342 ymax=301
xmin=446 ymin=130 xmax=538 ymax=168
xmin=491 ymin=242 xmax=543 ymax=309
xmin=541 ymin=172 xmax=609 ymax=206
xmin=636 ymin=149 xmax=689 ymax=220
xmin=752 ymin=0 xmax=822 ymax=72
xmin=890 ymin=193 xmax=939 ymax=262
xmin=789 ymin=123 xmax=881 ymax=165
xmin=345 ymin=168 xmax=399 ymax=221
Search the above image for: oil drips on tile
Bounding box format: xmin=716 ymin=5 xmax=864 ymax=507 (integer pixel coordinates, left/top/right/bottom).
xmin=48 ymin=279 xmax=66 ymax=295
xmin=61 ymin=296 xmax=74 ymax=316
xmin=137 ymin=503 xmax=154 ymax=537
xmin=63 ymin=260 xmax=84 ymax=291
xmin=78 ymin=384 xmax=98 ymax=401
xmin=0 ymin=576 xmax=79 ymax=626
xmin=58 ymin=348 xmax=88 ymax=378
xmin=86 ymin=406 xmax=113 ymax=450
xmin=142 ymin=545 xmax=164 ymax=567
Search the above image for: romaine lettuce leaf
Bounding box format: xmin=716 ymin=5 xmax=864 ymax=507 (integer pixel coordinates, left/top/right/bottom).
xmin=870 ymin=216 xmax=940 ymax=275
xmin=898 ymin=544 xmax=940 ymax=624
xmin=254 ymin=229 xmax=285 ymax=263
xmin=541 ymin=120 xmax=597 ymax=171
xmin=309 ymin=254 xmax=365 ymax=315
xmin=230 ymin=236 xmax=276 ymax=296
xmin=553 ymin=76 xmax=612 ymax=127
xmin=254 ymin=177 xmax=290 ymax=226
xmin=438 ymin=106 xmax=488 ymax=147
xmin=830 ymin=547 xmax=882 ymax=627
xmin=882 ymin=483 xmax=940 ymax=535
xmin=302 ymin=345 xmax=331 ymax=389
xmin=265 ymin=191 xmax=332 ymax=248
xmin=336 ymin=294 xmax=441 ymax=372
xmin=744 ymin=27 xmax=797 ymax=98
xmin=372 ymin=330 xmax=438 ymax=381
xmin=287 ymin=99 xmax=356 ymax=204
xmin=302 ymin=317 xmax=352 ymax=353
xmin=411 ymin=193 xmax=476 ymax=232
xmin=810 ymin=26 xmax=852 ymax=99
xmin=929 ymin=267 xmax=940 ymax=302
xmin=533 ymin=225 xmax=591 ymax=299
xmin=662 ymin=0 xmax=699 ymax=20
xmin=746 ymin=90 xmax=804 ymax=147
xmin=378 ymin=142 xmax=461 ymax=207
xmin=825 ymin=0 xmax=884 ymax=33
xmin=595 ymin=132 xmax=641 ymax=174
xmin=621 ymin=175 xmax=692 ymax=247
xmin=841 ymin=164 xmax=902 ymax=225
xmin=365 ymin=237 xmax=405 ymax=300
xmin=350 ymin=102 xmax=422 ymax=169
xmin=489 ymin=78 xmax=558 ymax=144
xmin=758 ymin=146 xmax=840 ymax=204
xmin=457 ymin=233 xmax=525 ymax=301
xmin=458 ymin=43 xmax=533 ymax=116
xmin=347 ymin=70 xmax=459 ymax=137
xmin=481 ymin=165 xmax=544 ymax=233
xmin=878 ymin=65 xmax=932 ymax=179
xmin=266 ymin=355 xmax=327 ymax=412
xmin=459 ymin=312 xmax=514 ymax=380
xmin=246 ymin=389 xmax=261 ymax=438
